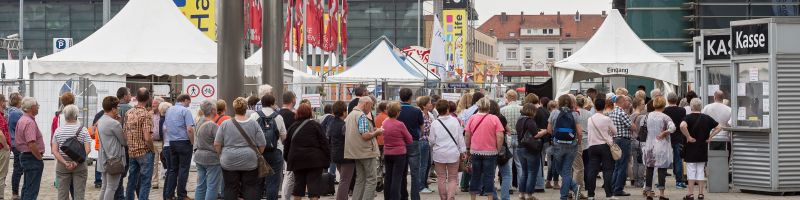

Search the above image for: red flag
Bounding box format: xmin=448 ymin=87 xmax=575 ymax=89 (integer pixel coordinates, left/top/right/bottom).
xmin=340 ymin=0 xmax=348 ymax=54
xmin=305 ymin=0 xmax=321 ymax=47
xmin=317 ymin=0 xmax=324 ymax=49
xmin=283 ymin=0 xmax=293 ymax=51
xmin=323 ymin=0 xmax=338 ymax=51
xmin=248 ymin=0 xmax=263 ymax=46
xmin=294 ymin=0 xmax=304 ymax=53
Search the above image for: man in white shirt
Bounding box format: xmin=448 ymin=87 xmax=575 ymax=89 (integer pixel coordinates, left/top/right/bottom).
xmin=701 ymin=90 xmax=732 ymax=150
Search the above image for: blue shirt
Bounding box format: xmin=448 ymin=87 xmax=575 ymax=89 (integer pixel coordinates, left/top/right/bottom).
xmin=397 ymin=103 xmax=424 ymax=140
xmin=459 ymin=105 xmax=478 ymax=122
xmin=7 ymin=107 xmax=22 ymax=146
xmin=165 ymin=104 xmax=195 ymax=141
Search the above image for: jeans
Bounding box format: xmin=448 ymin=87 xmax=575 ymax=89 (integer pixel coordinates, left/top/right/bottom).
xmin=552 ymin=143 xmax=578 ymax=200
xmin=536 ymin=150 xmax=545 ymax=190
xmin=419 ymin=140 xmax=432 ymax=190
xmin=195 ymin=164 xmax=222 ymax=200
xmin=263 ymin=149 xmax=284 ymax=200
xmin=166 ymin=141 xmax=192 ymax=198
xmin=516 ymin=148 xmax=540 ymax=194
xmin=19 ymin=153 xmax=43 ymax=200
xmin=328 ymin=162 xmax=337 ymax=181
xmin=161 ymin=146 xmax=171 ymax=198
xmin=493 ymin=158 xmax=513 ymax=200
xmin=384 ymin=155 xmax=407 ymax=200
xmin=612 ymin=138 xmax=632 ymax=194
xmin=95 ymin=164 xmax=103 ymax=186
xmin=469 ymin=154 xmax=497 ymax=194
xmin=352 ymin=158 xmax=378 ymax=200
xmin=402 ymin=141 xmax=422 ymax=200
xmin=546 ymin=144 xmax=559 ymax=182
xmin=223 ymin=169 xmax=261 ymax=200
xmin=586 ymin=144 xmax=614 ymax=198
xmin=672 ymin=142 xmax=685 ymax=184
xmin=126 ymin=152 xmax=154 ymax=200
xmin=116 ymin=147 xmax=129 ymax=200
xmin=11 ymin=147 xmax=23 ymax=195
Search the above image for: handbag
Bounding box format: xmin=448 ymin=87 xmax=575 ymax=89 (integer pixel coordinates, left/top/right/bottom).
xmin=637 ymin=114 xmax=649 ymax=142
xmin=518 ymin=117 xmax=543 ymax=154
xmin=60 ymin=125 xmax=87 ymax=163
xmin=437 ymin=119 xmax=467 ymax=172
xmin=100 ymin=127 xmax=125 ymax=175
xmin=232 ymin=119 xmax=274 ymax=178
xmin=590 ymin=117 xmax=622 ymax=160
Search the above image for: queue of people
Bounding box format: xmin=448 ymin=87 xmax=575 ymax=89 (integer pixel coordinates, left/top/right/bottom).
xmin=0 ymin=83 xmax=732 ymax=200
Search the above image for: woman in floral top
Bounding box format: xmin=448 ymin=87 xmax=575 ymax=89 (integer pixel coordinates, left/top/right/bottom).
xmin=417 ymin=96 xmax=435 ymax=193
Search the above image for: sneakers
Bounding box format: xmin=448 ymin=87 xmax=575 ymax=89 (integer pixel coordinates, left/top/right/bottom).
xmin=545 ymin=181 xmax=553 ymax=189
xmin=606 ymin=196 xmax=620 ymax=200
xmin=677 ymin=182 xmax=687 ymax=189
xmin=420 ymin=188 xmax=434 ymax=193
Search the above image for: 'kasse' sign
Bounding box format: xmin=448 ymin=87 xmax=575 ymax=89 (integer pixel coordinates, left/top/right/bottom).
xmin=703 ymin=35 xmax=732 ymax=60
xmin=732 ymin=23 xmax=768 ymax=55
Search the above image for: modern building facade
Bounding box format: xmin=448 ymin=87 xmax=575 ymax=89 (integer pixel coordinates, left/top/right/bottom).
xmin=0 ymin=0 xmax=128 ymax=59
xmin=478 ymin=11 xmax=605 ymax=87
xmin=345 ymin=0 xmax=423 ymax=60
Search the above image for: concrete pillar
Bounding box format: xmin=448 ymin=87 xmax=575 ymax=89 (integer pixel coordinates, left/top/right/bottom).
xmin=217 ymin=0 xmax=245 ymax=115
xmin=264 ymin=0 xmax=284 ymax=105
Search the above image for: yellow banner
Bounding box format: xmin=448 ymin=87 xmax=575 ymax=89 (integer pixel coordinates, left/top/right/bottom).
xmin=443 ymin=9 xmax=467 ymax=70
xmin=175 ymin=0 xmax=217 ymax=41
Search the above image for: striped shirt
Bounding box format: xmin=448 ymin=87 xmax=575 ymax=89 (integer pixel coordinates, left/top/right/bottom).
xmin=52 ymin=123 xmax=91 ymax=161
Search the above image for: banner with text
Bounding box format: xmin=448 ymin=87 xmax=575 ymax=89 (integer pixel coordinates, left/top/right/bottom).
xmin=174 ymin=0 xmax=217 ymax=41
xmin=443 ymin=9 xmax=467 ymax=74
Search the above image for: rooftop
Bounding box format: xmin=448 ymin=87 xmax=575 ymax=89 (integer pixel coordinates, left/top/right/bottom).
xmin=478 ymin=11 xmax=606 ymax=41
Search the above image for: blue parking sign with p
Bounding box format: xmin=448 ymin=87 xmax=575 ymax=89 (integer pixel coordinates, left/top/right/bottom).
xmin=56 ymin=39 xmax=67 ymax=49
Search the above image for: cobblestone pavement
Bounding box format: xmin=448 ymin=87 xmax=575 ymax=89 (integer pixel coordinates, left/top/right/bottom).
xmin=17 ymin=160 xmax=800 ymax=199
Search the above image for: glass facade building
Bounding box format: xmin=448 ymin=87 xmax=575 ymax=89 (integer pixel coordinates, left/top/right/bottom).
xmin=0 ymin=0 xmax=128 ymax=59
xmin=625 ymin=0 xmax=692 ymax=52
xmin=694 ymin=0 xmax=800 ymax=29
xmin=345 ymin=0 xmax=423 ymax=62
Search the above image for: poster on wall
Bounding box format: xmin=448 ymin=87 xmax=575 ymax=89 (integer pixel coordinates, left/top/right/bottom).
xmin=443 ymin=9 xmax=467 ymax=73
xmin=174 ymin=0 xmax=217 ymax=41
xmin=183 ymin=79 xmax=217 ymax=110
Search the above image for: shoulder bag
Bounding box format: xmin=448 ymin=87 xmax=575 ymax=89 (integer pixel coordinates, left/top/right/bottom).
xmin=591 ymin=117 xmax=622 ymax=160
xmin=437 ymin=119 xmax=467 ymax=172
xmin=232 ymin=119 xmax=274 ymax=178
xmin=518 ymin=117 xmax=543 ymax=154
xmin=60 ymin=125 xmax=87 ymax=163
xmin=100 ymin=128 xmax=125 ymax=175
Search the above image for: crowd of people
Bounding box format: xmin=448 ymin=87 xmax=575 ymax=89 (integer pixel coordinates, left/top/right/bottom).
xmin=2 ymin=83 xmax=732 ymax=200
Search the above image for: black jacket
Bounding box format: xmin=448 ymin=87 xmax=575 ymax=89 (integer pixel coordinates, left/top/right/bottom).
xmin=284 ymin=119 xmax=331 ymax=171
xmin=326 ymin=117 xmax=353 ymax=164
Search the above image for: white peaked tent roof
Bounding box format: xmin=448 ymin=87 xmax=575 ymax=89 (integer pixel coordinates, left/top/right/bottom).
xmin=245 ymin=50 xmax=317 ymax=80
xmin=331 ymin=39 xmax=435 ymax=82
xmin=553 ymin=9 xmax=679 ymax=95
xmin=30 ymin=0 xmax=257 ymax=76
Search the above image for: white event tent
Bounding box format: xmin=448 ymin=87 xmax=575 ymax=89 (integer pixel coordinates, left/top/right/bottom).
xmin=330 ymin=39 xmax=439 ymax=83
xmin=553 ymin=9 xmax=679 ymax=96
xmin=245 ymin=50 xmax=318 ymax=83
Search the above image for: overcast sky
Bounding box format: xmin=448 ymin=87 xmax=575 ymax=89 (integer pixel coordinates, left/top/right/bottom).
xmin=471 ymin=0 xmax=613 ymax=25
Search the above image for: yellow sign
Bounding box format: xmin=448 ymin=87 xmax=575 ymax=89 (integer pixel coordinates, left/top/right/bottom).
xmin=175 ymin=0 xmax=217 ymax=41
xmin=443 ymin=9 xmax=467 ymax=70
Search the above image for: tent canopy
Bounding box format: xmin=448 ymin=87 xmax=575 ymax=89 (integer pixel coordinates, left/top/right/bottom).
xmin=330 ymin=38 xmax=438 ymax=82
xmin=245 ymin=49 xmax=318 ymax=82
xmin=553 ymin=9 xmax=679 ymax=95
xmin=30 ymin=0 xmax=257 ymax=77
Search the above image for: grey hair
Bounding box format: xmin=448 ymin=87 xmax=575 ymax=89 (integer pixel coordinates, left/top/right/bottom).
xmin=21 ymin=97 xmax=38 ymax=112
xmin=158 ymin=102 xmax=173 ymax=115
xmin=358 ymin=96 xmax=373 ymax=105
xmin=666 ymin=92 xmax=679 ymax=104
xmin=63 ymin=105 xmax=80 ymax=122
xmin=650 ymin=88 xmax=662 ymax=98
xmin=199 ymin=100 xmax=217 ymax=117
xmin=690 ymin=98 xmax=703 ymax=112
xmin=258 ymin=84 xmax=273 ymax=97
xmin=476 ymin=97 xmax=492 ymax=112
xmin=153 ymin=97 xmax=164 ymax=104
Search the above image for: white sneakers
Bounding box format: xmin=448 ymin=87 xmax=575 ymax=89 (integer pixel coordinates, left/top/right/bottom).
xmin=420 ymin=188 xmax=434 ymax=193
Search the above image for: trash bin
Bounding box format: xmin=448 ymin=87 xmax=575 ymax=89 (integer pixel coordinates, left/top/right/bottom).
xmin=708 ymin=147 xmax=729 ymax=193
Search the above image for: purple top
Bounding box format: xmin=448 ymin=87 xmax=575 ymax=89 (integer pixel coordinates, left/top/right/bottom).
xmin=14 ymin=113 xmax=44 ymax=153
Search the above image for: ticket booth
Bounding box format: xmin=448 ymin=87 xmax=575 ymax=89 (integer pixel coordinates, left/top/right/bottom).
xmin=729 ymin=18 xmax=800 ymax=194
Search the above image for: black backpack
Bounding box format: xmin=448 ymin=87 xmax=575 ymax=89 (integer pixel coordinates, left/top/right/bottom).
xmin=256 ymin=111 xmax=280 ymax=152
xmin=552 ymin=107 xmax=577 ymax=141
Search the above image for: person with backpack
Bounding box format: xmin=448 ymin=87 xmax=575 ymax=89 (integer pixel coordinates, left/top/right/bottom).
xmin=248 ymin=94 xmax=288 ymax=200
xmin=430 ymin=100 xmax=467 ymax=200
xmin=515 ymin=103 xmax=546 ymax=200
xmin=608 ymin=94 xmax=636 ymax=197
xmin=546 ymin=94 xmax=584 ymax=200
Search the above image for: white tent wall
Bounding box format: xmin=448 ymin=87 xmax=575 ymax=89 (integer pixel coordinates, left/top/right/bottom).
xmin=30 ymin=73 xmax=126 ymax=159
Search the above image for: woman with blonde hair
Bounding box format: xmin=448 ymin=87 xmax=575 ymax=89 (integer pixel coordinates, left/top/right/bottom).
xmin=642 ymin=96 xmax=676 ymax=200
xmin=455 ymin=93 xmax=474 ymax=116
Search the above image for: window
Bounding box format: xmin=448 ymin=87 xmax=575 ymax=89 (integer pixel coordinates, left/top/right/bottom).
xmin=507 ymin=48 xmax=517 ymax=60
xmin=524 ymin=48 xmax=532 ymax=59
xmin=509 ymin=32 xmax=515 ymax=37
xmin=547 ymin=48 xmax=555 ymax=59
xmin=548 ymin=29 xmax=554 ymax=34
xmin=562 ymin=48 xmax=572 ymax=59
xmin=542 ymin=29 xmax=547 ymax=34
xmin=526 ymin=29 xmax=532 ymax=34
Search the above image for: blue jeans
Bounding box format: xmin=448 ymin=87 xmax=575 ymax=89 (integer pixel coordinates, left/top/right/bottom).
xmin=672 ymin=142 xmax=685 ymax=184
xmin=546 ymin=144 xmax=559 ymax=182
xmin=516 ymin=148 xmax=540 ymax=194
xmin=95 ymin=164 xmax=103 ymax=185
xmin=552 ymin=143 xmax=578 ymax=200
xmin=166 ymin=141 xmax=192 ymax=198
xmin=384 ymin=155 xmax=407 ymax=200
xmin=536 ymin=150 xmax=545 ymax=190
xmin=612 ymin=138 xmax=632 ymax=194
xmin=493 ymin=158 xmax=513 ymax=200
xmin=116 ymin=147 xmax=129 ymax=200
xmin=19 ymin=153 xmax=43 ymax=200
xmin=469 ymin=154 xmax=497 ymax=194
xmin=11 ymin=147 xmax=23 ymax=195
xmin=126 ymin=151 xmax=154 ymax=200
xmin=263 ymin=149 xmax=284 ymax=200
xmin=195 ymin=164 xmax=222 ymax=200
xmin=402 ymin=141 xmax=422 ymax=200
xmin=419 ymin=140 xmax=432 ymax=190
